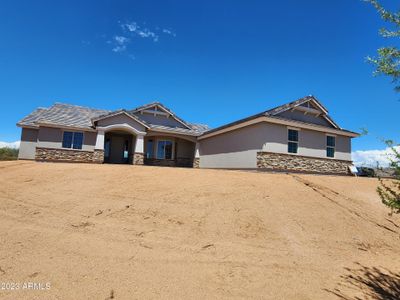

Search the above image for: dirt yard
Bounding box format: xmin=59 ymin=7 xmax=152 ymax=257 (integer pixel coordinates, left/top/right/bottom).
xmin=0 ymin=161 xmax=399 ymax=299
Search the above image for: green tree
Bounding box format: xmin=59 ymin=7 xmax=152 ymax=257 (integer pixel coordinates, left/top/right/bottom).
xmin=365 ymin=0 xmax=400 ymax=213
xmin=366 ymin=0 xmax=400 ymax=91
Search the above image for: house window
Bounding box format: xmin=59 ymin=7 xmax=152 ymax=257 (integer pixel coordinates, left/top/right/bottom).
xmin=326 ymin=135 xmax=336 ymax=158
xmin=146 ymin=139 xmax=154 ymax=158
xmin=288 ymin=129 xmax=299 ymax=154
xmin=157 ymin=140 xmax=173 ymax=159
xmin=62 ymin=131 xmax=84 ymax=149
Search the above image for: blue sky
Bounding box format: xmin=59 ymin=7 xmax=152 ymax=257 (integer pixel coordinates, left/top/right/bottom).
xmin=0 ymin=0 xmax=398 ymax=153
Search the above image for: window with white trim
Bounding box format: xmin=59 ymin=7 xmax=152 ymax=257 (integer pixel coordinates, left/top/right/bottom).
xmin=62 ymin=131 xmax=83 ymax=149
xmin=326 ymin=135 xmax=335 ymax=158
xmin=288 ymin=129 xmax=299 ymax=154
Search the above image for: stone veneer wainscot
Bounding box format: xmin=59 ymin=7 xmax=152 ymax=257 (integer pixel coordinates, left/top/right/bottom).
xmin=256 ymin=152 xmax=351 ymax=175
xmin=35 ymin=147 xmax=104 ymax=163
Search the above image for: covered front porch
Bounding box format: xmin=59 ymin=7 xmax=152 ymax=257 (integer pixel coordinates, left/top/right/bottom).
xmin=103 ymin=131 xmax=134 ymax=164
xmin=143 ymin=133 xmax=199 ymax=168
xmin=92 ymin=110 xmax=200 ymax=167
xmin=94 ymin=123 xmax=146 ymax=165
xmin=94 ymin=126 xmax=199 ymax=167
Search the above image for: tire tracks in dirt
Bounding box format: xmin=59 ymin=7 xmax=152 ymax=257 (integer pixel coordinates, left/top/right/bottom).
xmin=291 ymin=175 xmax=399 ymax=235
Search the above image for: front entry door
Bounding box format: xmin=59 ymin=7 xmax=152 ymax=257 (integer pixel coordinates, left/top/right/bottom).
xmin=109 ymin=136 xmax=130 ymax=164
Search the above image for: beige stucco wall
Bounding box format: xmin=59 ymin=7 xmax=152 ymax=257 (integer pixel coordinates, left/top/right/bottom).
xmin=36 ymin=126 xmax=97 ymax=151
xmin=199 ymin=122 xmax=352 ymax=169
xmin=176 ymin=138 xmax=195 ymax=158
xmin=18 ymin=128 xmax=39 ymax=160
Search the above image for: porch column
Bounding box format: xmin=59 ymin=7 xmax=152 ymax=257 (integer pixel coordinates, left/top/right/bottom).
xmin=133 ymin=134 xmax=145 ymax=165
xmin=193 ymin=142 xmax=200 ymax=168
xmin=93 ymin=130 xmax=105 ymax=163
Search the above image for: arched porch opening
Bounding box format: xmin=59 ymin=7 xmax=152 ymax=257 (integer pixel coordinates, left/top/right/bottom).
xmin=104 ymin=130 xmax=134 ymax=164
xmin=95 ymin=123 xmax=146 ymax=165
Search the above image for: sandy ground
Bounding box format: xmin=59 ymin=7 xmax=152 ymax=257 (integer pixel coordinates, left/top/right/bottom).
xmin=0 ymin=161 xmax=399 ymax=299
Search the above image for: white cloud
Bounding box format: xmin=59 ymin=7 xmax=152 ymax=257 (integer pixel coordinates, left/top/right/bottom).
xmin=114 ymin=36 xmax=129 ymax=44
xmin=162 ymin=28 xmax=176 ymax=37
xmin=121 ymin=22 xmax=159 ymax=42
xmin=112 ymin=45 xmax=126 ymax=52
xmin=120 ymin=21 xmax=176 ymax=43
xmin=124 ymin=22 xmax=139 ymax=32
xmin=0 ymin=141 xmax=20 ymax=149
xmin=106 ymin=21 xmax=176 ymax=57
xmin=352 ymin=146 xmax=399 ymax=167
xmin=112 ymin=35 xmax=130 ymax=52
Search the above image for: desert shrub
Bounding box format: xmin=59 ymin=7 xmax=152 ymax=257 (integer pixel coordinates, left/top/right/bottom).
xmin=377 ymin=141 xmax=400 ymax=215
xmin=0 ymin=147 xmax=19 ymax=161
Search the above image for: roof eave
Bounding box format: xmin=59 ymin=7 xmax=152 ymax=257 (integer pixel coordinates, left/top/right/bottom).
xmin=199 ymin=116 xmax=359 ymax=140
xmin=148 ymin=127 xmax=200 ymax=137
xmin=16 ymin=123 xmax=39 ymax=129
xmin=35 ymin=122 xmax=97 ymax=132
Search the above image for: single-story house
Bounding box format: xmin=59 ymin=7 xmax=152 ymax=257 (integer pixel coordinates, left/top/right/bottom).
xmin=17 ymin=95 xmax=359 ymax=174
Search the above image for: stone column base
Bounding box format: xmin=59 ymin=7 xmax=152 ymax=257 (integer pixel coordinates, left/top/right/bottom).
xmin=93 ymin=149 xmax=104 ymax=164
xmin=193 ymin=157 xmax=200 ymax=168
xmin=133 ymin=152 xmax=144 ymax=165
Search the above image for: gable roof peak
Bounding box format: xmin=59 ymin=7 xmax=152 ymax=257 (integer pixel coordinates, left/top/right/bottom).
xmin=265 ymin=95 xmax=329 ymax=116
xmin=129 ymin=101 xmax=192 ymax=130
xmin=264 ymin=95 xmax=341 ymax=129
